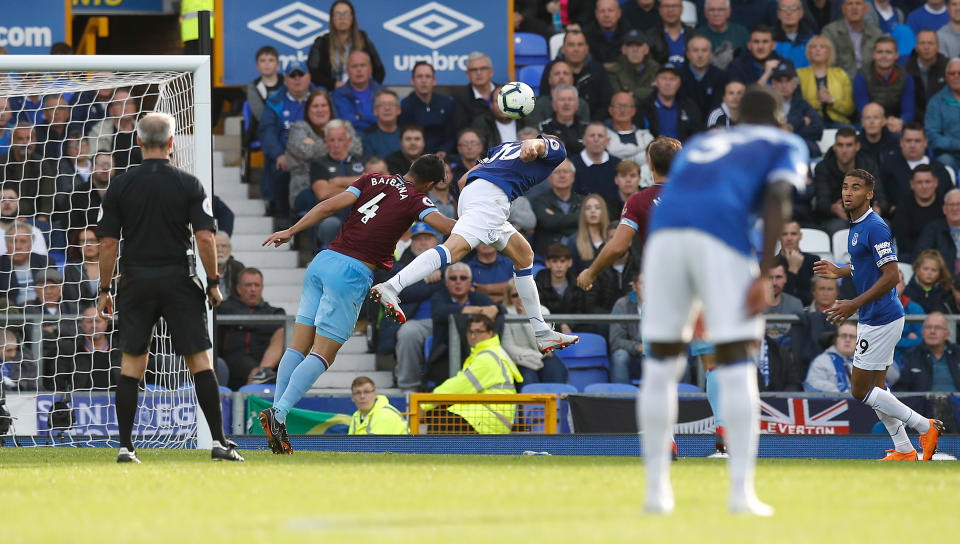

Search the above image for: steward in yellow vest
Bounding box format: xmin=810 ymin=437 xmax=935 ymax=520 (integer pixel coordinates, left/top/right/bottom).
xmin=181 ymin=0 xmax=215 ymax=43
xmin=426 ymin=315 xmax=524 ymax=434
xmin=347 ymin=377 xmax=409 ymax=434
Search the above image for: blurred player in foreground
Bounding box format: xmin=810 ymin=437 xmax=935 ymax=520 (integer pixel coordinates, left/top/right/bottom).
xmin=369 ymin=136 xmax=578 ymax=354
xmin=813 ymin=170 xmax=943 ymax=461
xmin=639 ymin=86 xmax=808 ymax=516
xmin=258 ymin=155 xmax=454 ymax=454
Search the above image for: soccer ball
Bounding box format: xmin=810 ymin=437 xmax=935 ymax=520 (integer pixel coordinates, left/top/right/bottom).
xmin=497 ymin=81 xmax=536 ymax=120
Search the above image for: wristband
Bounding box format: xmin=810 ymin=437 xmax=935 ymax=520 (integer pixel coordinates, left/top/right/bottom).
xmin=206 ymin=277 xmax=220 ymax=289
xmin=98 ymin=285 xmax=113 ymax=295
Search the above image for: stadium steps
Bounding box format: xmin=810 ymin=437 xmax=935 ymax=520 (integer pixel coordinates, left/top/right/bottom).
xmin=213 ymin=127 xmax=388 ymax=392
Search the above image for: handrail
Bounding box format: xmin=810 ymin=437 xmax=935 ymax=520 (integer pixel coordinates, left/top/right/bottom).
xmin=216 ymin=314 xmax=297 ymax=346
xmin=75 ymin=17 xmax=109 ymax=56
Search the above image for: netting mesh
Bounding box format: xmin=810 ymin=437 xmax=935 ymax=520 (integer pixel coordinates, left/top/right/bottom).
xmin=409 ymin=394 xmax=558 ymax=435
xmin=0 ymin=69 xmax=203 ymax=447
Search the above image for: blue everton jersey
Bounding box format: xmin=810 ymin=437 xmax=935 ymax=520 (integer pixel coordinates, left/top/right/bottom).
xmin=467 ymin=135 xmax=567 ymax=200
xmin=648 ymin=125 xmax=809 ymax=255
xmin=848 ymin=209 xmax=904 ymax=326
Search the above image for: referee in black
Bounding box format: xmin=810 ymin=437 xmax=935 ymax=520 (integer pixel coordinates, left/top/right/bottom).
xmin=96 ymin=112 xmax=242 ymax=463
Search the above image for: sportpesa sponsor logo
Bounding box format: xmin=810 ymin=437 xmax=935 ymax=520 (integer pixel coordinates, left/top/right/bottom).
xmin=247 ymin=2 xmax=329 ymax=50
xmin=383 ymin=2 xmax=484 ymax=72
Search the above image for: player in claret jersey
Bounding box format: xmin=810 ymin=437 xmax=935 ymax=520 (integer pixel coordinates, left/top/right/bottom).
xmin=370 ymin=135 xmax=579 ymax=353
xmin=257 ymin=154 xmax=455 ymax=454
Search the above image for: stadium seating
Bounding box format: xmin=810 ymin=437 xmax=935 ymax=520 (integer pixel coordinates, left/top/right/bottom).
xmin=549 ymin=33 xmax=565 ymax=60
xmin=521 ymin=382 xmax=578 ymax=394
xmin=219 ymin=386 xmax=232 ymax=394
xmin=677 ymin=383 xmax=701 ymax=393
xmin=241 ymin=101 xmax=261 ymax=184
xmin=517 ymin=64 xmax=545 ymax=95
xmin=583 ymin=383 xmax=638 ymax=394
xmin=514 ymin=33 xmax=550 ymax=66
xmin=944 ymin=165 xmax=956 ymax=186
xmin=424 ymin=335 xmax=433 ymax=361
xmin=681 ymin=1 xmax=698 ymax=26
xmin=817 ymin=128 xmax=838 ymax=155
xmin=891 ymin=25 xmax=916 ymax=58
xmin=559 ymin=333 xmax=610 ymax=391
xmin=832 ymin=228 xmax=850 ymax=263
xmin=799 ymin=228 xmax=832 ymax=261
xmin=898 ymin=262 xmax=914 ymax=285
xmin=238 ymin=384 xmax=274 ymax=395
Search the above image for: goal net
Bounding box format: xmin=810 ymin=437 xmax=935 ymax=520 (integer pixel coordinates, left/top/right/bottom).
xmin=0 ymin=56 xmax=214 ymax=448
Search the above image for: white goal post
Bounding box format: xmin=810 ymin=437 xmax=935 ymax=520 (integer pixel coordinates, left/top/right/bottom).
xmin=0 ymin=55 xmax=216 ymax=448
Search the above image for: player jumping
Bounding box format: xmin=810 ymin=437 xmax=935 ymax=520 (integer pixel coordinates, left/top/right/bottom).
xmin=258 ymin=155 xmax=454 ymax=454
xmin=813 ymin=170 xmax=943 ymax=462
xmin=369 ymin=135 xmax=578 ymax=353
xmin=639 ymin=86 xmax=807 ymax=516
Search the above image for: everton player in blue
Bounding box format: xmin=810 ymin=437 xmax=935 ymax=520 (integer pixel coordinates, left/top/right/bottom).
xmin=813 ymin=169 xmax=943 ymax=462
xmin=370 ymin=136 xmax=579 ymax=353
xmin=641 ymin=86 xmax=807 ymax=516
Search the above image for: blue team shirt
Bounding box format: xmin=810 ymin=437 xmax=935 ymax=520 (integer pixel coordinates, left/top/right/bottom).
xmin=467 ymin=136 xmax=567 ymax=200
xmin=648 ymin=125 xmax=809 ymax=255
xmin=847 ymin=209 xmax=904 ymax=326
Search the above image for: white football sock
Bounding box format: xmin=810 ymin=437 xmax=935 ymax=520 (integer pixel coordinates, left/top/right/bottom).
xmin=639 ymin=355 xmax=685 ymax=512
xmin=863 ymin=386 xmax=930 ymax=433
xmin=514 ymin=268 xmax=552 ymax=335
xmin=716 ymin=361 xmax=761 ymax=505
xmin=386 ymin=245 xmax=451 ymax=292
xmin=875 ymin=409 xmax=914 ymax=453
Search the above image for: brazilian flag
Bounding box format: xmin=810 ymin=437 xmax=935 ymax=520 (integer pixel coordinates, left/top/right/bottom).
xmin=246 ymin=395 xmax=353 ymax=435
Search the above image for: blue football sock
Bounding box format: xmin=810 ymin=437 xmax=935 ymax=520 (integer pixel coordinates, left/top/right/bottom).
xmin=274 ymin=352 xmax=330 ymax=423
xmin=705 ymin=368 xmax=722 ymax=428
xmin=273 ymin=348 xmax=306 ymax=408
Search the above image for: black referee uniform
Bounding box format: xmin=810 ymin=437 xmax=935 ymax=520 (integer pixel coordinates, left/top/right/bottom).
xmin=97 ymin=159 xmax=214 ymax=356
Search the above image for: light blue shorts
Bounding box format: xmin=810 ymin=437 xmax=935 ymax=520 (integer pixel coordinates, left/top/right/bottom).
xmin=296 ymin=250 xmax=374 ymax=344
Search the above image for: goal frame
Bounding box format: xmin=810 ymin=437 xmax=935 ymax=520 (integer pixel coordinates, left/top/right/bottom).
xmin=0 ymin=55 xmax=216 ymax=447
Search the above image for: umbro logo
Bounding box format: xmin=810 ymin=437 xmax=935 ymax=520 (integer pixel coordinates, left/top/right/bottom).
xmin=247 ymin=2 xmax=329 ymax=50
xmin=383 ymin=2 xmax=484 ymax=49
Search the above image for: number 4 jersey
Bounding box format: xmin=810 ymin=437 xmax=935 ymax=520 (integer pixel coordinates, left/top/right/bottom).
xmin=327 ymin=173 xmax=439 ymax=271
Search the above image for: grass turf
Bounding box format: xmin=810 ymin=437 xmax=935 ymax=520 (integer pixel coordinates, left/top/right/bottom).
xmin=1 ymin=449 xmax=958 ymax=544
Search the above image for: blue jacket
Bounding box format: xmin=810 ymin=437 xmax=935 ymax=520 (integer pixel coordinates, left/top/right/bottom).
xmin=399 ymin=93 xmax=455 ymax=154
xmin=896 ymin=341 xmax=960 ymax=391
xmin=925 ymin=86 xmax=960 ymax=155
xmin=258 ymin=86 xmax=309 ymax=159
xmin=774 ymin=21 xmax=815 ymax=69
xmin=333 ymin=80 xmax=383 ymax=133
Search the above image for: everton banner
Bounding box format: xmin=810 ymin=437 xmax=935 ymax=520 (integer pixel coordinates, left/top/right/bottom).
xmin=568 ymin=395 xmax=934 ymax=435
xmin=218 ymin=1 xmax=511 ymax=86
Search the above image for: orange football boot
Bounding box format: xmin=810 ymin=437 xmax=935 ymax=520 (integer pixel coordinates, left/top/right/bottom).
xmin=880 ymin=449 xmax=917 ymax=461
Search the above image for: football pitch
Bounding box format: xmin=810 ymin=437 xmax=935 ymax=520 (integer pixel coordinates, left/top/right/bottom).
xmin=2 ymin=449 xmax=958 ymax=544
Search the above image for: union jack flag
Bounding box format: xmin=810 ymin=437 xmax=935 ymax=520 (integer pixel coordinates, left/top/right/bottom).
xmin=760 ymin=398 xmax=850 ymax=435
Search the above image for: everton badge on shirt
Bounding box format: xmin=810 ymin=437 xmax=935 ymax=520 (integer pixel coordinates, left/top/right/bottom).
xmin=851 ymin=232 xmax=858 ymax=246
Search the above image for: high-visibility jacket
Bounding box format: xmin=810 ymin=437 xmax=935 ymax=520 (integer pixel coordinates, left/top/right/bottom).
xmin=430 ymin=335 xmax=524 ymax=434
xmin=181 ymin=0 xmax=215 ymax=42
xmin=348 ymin=395 xmax=409 ymax=434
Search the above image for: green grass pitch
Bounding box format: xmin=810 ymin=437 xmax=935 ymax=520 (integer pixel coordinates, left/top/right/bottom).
xmin=2 ymin=449 xmax=958 ymax=544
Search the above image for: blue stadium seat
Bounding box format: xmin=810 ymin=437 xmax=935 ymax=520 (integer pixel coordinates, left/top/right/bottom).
xmin=238 ymin=384 xmax=274 ymax=395
xmin=517 ymin=64 xmax=544 ymax=95
xmin=424 ymin=335 xmax=433 ymax=360
xmin=514 ymin=32 xmax=549 ymax=66
xmin=890 ymin=25 xmax=916 ymax=58
xmin=521 ymin=382 xmax=578 ymax=394
xmin=584 ymin=383 xmax=638 ymax=394
xmin=144 ymin=384 xmax=168 ymax=392
xmin=560 ymin=333 xmax=610 ymax=391
xmin=677 ymin=382 xmax=701 ymax=393
xmin=242 ymin=101 xmax=260 ymax=149
xmin=219 ymin=385 xmax=232 ymax=394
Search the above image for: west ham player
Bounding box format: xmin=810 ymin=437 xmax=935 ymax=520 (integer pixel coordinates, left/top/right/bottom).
xmin=578 ymin=136 xmax=727 ymax=457
xmin=258 ymin=155 xmax=454 ymax=454
xmin=370 ymin=136 xmax=578 ymax=353
xmin=640 ymin=86 xmax=807 ymax=516
xmin=813 ymin=170 xmax=943 ymax=462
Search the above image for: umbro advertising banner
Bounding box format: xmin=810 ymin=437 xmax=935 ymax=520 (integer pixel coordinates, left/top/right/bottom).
xmin=219 ymin=0 xmax=511 ymax=86
xmin=1 ymin=1 xmax=67 ymax=55
xmin=568 ymin=395 xmax=934 ymax=435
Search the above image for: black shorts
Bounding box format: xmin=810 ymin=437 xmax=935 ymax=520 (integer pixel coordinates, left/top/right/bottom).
xmin=116 ymin=270 xmax=211 ymax=356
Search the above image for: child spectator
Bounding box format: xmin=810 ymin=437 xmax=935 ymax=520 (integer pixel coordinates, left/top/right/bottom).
xmin=246 ymin=46 xmax=284 ymax=125
xmin=535 ymin=244 xmax=587 ymax=333
xmin=903 ymin=249 xmax=957 ymax=313
xmin=610 ymin=160 xmax=641 ymax=220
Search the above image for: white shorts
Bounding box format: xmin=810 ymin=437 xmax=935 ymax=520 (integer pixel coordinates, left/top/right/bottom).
xmin=853 ymin=317 xmax=905 ymax=371
xmin=641 ymin=229 xmax=765 ymax=344
xmin=451 ymin=179 xmax=519 ymax=251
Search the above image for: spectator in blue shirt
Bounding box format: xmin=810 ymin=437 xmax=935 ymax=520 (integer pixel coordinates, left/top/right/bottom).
xmin=258 ymin=60 xmax=313 ymax=223
xmin=361 ymin=89 xmax=400 ymax=159
xmin=727 ymin=25 xmax=796 ymax=85
xmin=399 ymin=62 xmax=454 ymax=155
xmin=332 ymin=50 xmax=382 ymax=133
xmin=774 ymin=0 xmax=816 ymax=68
xmin=468 ymin=244 xmax=515 ymax=304
xmin=906 ymin=0 xmax=949 ymax=35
